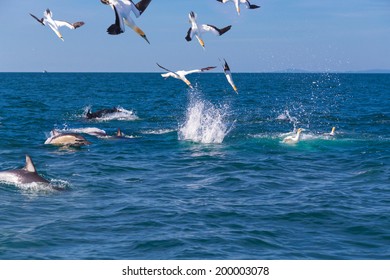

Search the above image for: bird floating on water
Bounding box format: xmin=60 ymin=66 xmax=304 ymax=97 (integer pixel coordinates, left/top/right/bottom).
xmin=185 ymin=11 xmax=232 ymax=49
xmin=216 ymin=0 xmax=260 ymax=15
xmin=157 ymin=63 xmax=216 ymax=88
xmin=283 ymin=128 xmax=303 ymax=144
xmin=101 ymin=0 xmax=152 ymax=44
xmin=324 ymin=127 xmax=336 ymax=137
xmin=30 ymin=9 xmax=84 ymax=41
xmin=221 ymin=59 xmax=238 ymax=93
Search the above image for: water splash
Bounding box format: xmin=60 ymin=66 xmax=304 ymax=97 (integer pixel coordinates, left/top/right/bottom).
xmin=277 ymin=109 xmax=299 ymax=132
xmin=178 ymin=94 xmax=232 ymax=144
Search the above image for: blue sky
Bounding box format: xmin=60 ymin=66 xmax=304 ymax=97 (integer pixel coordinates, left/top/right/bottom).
xmin=0 ymin=0 xmax=389 ymax=72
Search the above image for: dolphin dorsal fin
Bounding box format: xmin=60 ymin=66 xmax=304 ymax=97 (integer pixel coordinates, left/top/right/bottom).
xmin=24 ymin=155 xmax=37 ymax=173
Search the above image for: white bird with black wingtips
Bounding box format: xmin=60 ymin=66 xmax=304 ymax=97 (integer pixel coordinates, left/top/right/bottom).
xmin=100 ymin=0 xmax=152 ymax=44
xmin=185 ymin=11 xmax=232 ymax=49
xmin=30 ymin=9 xmax=84 ymax=41
xmin=216 ymin=0 xmax=260 ymax=15
xmin=157 ymin=63 xmax=216 ymax=89
xmin=221 ymin=59 xmax=238 ymax=93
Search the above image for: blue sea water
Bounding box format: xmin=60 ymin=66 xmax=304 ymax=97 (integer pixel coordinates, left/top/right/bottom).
xmin=0 ymin=72 xmax=389 ymax=260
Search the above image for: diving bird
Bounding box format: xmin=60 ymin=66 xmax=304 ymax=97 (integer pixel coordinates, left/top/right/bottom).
xmin=221 ymin=59 xmax=238 ymax=93
xmin=185 ymin=11 xmax=232 ymax=49
xmin=0 ymin=155 xmax=49 ymax=185
xmin=157 ymin=63 xmax=216 ymax=88
xmin=216 ymin=0 xmax=260 ymax=15
xmin=282 ymin=128 xmax=303 ymax=144
xmin=101 ymin=0 xmax=152 ymax=44
xmin=29 ymin=9 xmax=84 ymax=41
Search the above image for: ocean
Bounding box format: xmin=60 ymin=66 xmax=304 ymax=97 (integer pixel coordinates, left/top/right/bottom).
xmin=0 ymin=72 xmax=389 ymax=259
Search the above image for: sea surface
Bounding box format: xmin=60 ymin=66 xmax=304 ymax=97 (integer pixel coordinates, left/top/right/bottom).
xmin=0 ymin=72 xmax=389 ymax=259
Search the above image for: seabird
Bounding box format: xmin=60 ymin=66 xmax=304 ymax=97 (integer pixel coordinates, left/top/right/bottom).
xmin=221 ymin=59 xmax=238 ymax=93
xmin=157 ymin=63 xmax=216 ymax=88
xmin=101 ymin=0 xmax=152 ymax=44
xmin=324 ymin=127 xmax=336 ymax=137
xmin=216 ymin=0 xmax=260 ymax=15
xmin=30 ymin=9 xmax=84 ymax=41
xmin=185 ymin=11 xmax=232 ymax=49
xmin=282 ymin=128 xmax=303 ymax=144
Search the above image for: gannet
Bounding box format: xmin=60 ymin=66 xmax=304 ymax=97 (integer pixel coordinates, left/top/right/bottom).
xmin=221 ymin=59 xmax=238 ymax=93
xmin=185 ymin=11 xmax=232 ymax=49
xmin=324 ymin=127 xmax=336 ymax=137
xmin=216 ymin=0 xmax=260 ymax=15
xmin=157 ymin=63 xmax=216 ymax=88
xmin=30 ymin=9 xmax=84 ymax=41
xmin=282 ymin=128 xmax=303 ymax=144
xmin=101 ymin=0 xmax=152 ymax=44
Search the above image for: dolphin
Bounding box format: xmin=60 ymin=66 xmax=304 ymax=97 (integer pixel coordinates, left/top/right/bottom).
xmin=45 ymin=130 xmax=91 ymax=146
xmin=85 ymin=107 xmax=121 ymax=119
xmin=0 ymin=155 xmax=49 ymax=185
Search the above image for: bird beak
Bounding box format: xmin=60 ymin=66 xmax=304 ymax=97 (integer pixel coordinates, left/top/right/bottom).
xmin=198 ymin=38 xmax=205 ymax=48
xmin=237 ymin=7 xmax=241 ymax=15
xmin=142 ymin=34 xmax=150 ymax=44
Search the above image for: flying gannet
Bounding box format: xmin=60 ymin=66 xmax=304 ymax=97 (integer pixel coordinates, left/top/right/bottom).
xmin=221 ymin=59 xmax=238 ymax=93
xmin=282 ymin=128 xmax=303 ymax=144
xmin=156 ymin=63 xmax=216 ymax=88
xmin=101 ymin=0 xmax=152 ymax=44
xmin=185 ymin=11 xmax=232 ymax=49
xmin=216 ymin=0 xmax=261 ymax=15
xmin=30 ymin=9 xmax=84 ymax=41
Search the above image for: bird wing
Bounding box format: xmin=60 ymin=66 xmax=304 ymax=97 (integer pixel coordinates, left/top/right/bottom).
xmin=201 ymin=24 xmax=231 ymax=36
xmin=133 ymin=0 xmax=152 ymax=17
xmin=240 ymin=0 xmax=250 ymax=8
xmin=30 ymin=13 xmax=44 ymax=25
xmin=107 ymin=4 xmax=124 ymax=34
xmin=54 ymin=20 xmax=82 ymax=29
xmin=222 ymin=59 xmax=231 ymax=73
xmin=185 ymin=27 xmax=194 ymax=41
xmin=184 ymin=66 xmax=216 ymax=75
xmin=156 ymin=63 xmax=180 ymax=79
xmin=241 ymin=0 xmax=260 ymax=9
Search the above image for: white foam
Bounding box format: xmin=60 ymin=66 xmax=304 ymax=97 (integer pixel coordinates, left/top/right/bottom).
xmin=142 ymin=129 xmax=176 ymax=135
xmin=178 ymin=96 xmax=232 ymax=144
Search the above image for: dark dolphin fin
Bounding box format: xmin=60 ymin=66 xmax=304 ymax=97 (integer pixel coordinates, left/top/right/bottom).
xmin=134 ymin=0 xmax=152 ymax=15
xmin=24 ymin=155 xmax=37 ymax=173
xmin=185 ymin=27 xmax=192 ymax=41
